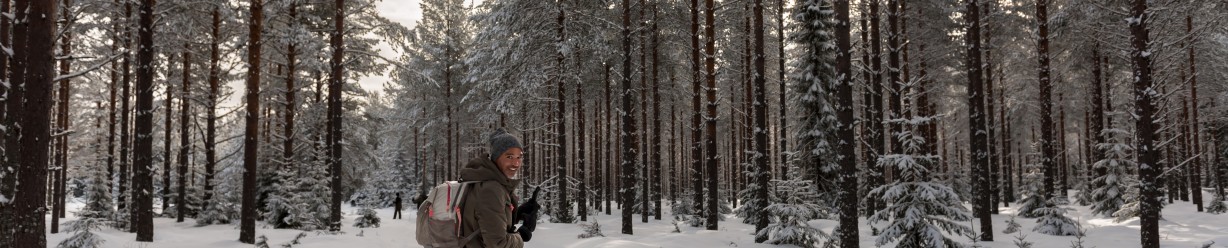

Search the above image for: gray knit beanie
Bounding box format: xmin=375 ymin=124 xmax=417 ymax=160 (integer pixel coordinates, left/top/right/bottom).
xmin=489 ymin=128 xmax=523 ymax=162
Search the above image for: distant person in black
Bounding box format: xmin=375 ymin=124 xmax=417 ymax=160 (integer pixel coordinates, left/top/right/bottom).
xmin=393 ymin=193 xmax=403 ymax=219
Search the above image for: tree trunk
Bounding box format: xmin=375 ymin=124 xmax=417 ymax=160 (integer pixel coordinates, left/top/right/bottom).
xmin=830 ymin=1 xmax=857 ymax=245
xmin=776 ymin=0 xmax=787 ymax=180
xmin=1035 ymin=0 xmax=1056 ymax=204
xmin=177 ymin=46 xmax=192 ymax=223
xmin=240 ymin=0 xmax=264 ymax=242
xmin=1128 ymin=0 xmax=1160 ymax=246
xmin=1186 ymin=15 xmax=1203 ymax=212
xmin=689 ymin=0 xmax=705 ymax=223
xmin=554 ymin=4 xmax=571 ymax=223
xmin=887 ymin=0 xmax=902 ymax=174
xmin=284 ymin=1 xmax=298 ymax=192
xmin=983 ymin=12 xmax=1000 ymax=211
xmin=604 ymin=64 xmax=612 ymax=215
xmin=202 ymin=7 xmax=221 ymax=213
xmin=163 ymin=52 xmax=174 ymax=219
xmin=620 ymin=0 xmax=637 ymax=235
xmin=132 ymin=0 xmax=156 ymax=240
xmin=119 ymin=0 xmax=132 ymax=218
xmin=866 ymin=0 xmax=886 ymax=214
xmin=751 ymin=0 xmax=770 ymax=242
xmin=11 ymin=0 xmax=58 ymax=243
xmin=327 ymin=0 xmax=345 ymax=233
xmin=650 ymin=1 xmax=663 ymax=221
xmin=51 ymin=5 xmax=73 ymax=231
xmin=578 ymin=65 xmax=588 ymax=221
xmin=966 ymin=0 xmax=993 ymax=241
xmin=703 ymin=0 xmax=720 ymax=231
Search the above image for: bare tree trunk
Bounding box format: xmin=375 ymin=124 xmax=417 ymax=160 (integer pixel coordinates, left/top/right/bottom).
xmin=554 ymin=3 xmax=571 ymax=223
xmin=776 ymin=0 xmax=787 ymax=180
xmin=119 ymin=0 xmax=132 ymax=218
xmin=1128 ymin=0 xmax=1160 ymax=246
xmin=751 ymin=0 xmax=770 ymax=242
xmin=163 ymin=52 xmax=174 ymax=218
xmin=11 ymin=0 xmax=59 ymax=243
xmin=578 ymin=66 xmax=588 ymax=221
xmin=327 ymin=0 xmax=345 ymax=233
xmin=620 ymin=0 xmax=637 ymax=234
xmin=866 ymin=0 xmax=886 ymax=214
xmin=51 ymin=3 xmax=74 ymax=230
xmin=650 ymin=1 xmax=663 ymax=221
xmin=703 ymin=0 xmax=720 ymax=231
xmin=284 ymin=1 xmax=298 ymax=190
xmin=829 ymin=1 xmax=857 ymax=246
xmin=1035 ymin=0 xmax=1056 ymax=204
xmin=177 ymin=46 xmax=192 ymax=223
xmin=240 ymin=0 xmax=264 ymax=242
xmin=131 ymin=0 xmax=156 ymax=240
xmin=604 ymin=64 xmax=612 ymax=215
xmin=689 ymin=0 xmax=705 ymax=224
xmin=202 ymin=7 xmax=221 ymax=213
xmin=966 ymin=0 xmax=993 ymax=241
xmin=1186 ymin=15 xmax=1203 ymax=212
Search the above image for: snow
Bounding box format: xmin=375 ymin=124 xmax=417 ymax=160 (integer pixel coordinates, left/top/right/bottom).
xmin=45 ymin=194 xmax=1228 ymax=247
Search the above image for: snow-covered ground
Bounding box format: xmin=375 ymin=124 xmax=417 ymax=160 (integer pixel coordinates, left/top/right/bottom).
xmin=47 ymin=194 xmax=1228 ymax=247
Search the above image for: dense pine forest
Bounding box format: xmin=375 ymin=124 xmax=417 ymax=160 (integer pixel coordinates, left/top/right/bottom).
xmin=2 ymin=0 xmax=1228 ymax=247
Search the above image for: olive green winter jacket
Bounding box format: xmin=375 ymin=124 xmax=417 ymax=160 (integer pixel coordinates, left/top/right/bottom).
xmin=458 ymin=155 xmax=524 ymax=248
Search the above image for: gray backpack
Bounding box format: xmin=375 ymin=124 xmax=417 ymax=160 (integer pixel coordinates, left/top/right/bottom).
xmin=415 ymin=181 xmax=482 ymax=248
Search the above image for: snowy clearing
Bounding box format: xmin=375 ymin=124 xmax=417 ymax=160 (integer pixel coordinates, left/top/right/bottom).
xmin=46 ymin=192 xmax=1228 ymax=248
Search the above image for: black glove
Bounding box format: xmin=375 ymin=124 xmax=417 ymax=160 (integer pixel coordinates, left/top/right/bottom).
xmin=516 ymin=217 xmax=535 ymax=242
xmin=513 ymin=187 xmax=542 ymax=226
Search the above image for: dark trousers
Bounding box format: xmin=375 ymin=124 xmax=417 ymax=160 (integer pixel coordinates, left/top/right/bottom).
xmin=393 ymin=207 xmax=402 ymax=219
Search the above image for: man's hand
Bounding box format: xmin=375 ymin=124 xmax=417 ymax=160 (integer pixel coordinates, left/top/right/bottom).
xmin=513 ymin=187 xmax=541 ymax=227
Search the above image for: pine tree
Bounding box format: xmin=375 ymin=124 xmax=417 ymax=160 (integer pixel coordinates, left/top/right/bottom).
xmin=1016 ymin=162 xmax=1047 ymax=218
xmin=756 ymin=165 xmax=832 ymax=247
xmin=869 ymin=116 xmax=973 ymax=247
xmin=58 ymin=161 xmax=112 ymax=248
xmin=1206 ymin=193 xmax=1226 ymax=214
xmin=1090 ymin=128 xmax=1136 ymax=217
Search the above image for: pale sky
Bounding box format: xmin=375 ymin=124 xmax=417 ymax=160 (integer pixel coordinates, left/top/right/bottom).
xmin=220 ymin=0 xmax=484 ymax=109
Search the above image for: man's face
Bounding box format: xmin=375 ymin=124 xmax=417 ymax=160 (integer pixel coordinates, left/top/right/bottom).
xmin=496 ymin=147 xmax=523 ymax=178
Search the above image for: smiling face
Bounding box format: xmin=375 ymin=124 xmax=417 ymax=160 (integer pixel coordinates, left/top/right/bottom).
xmin=495 ymin=147 xmax=523 ymax=179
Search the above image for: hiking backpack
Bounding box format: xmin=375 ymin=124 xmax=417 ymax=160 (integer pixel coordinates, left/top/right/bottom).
xmin=416 ymin=181 xmax=482 ymax=248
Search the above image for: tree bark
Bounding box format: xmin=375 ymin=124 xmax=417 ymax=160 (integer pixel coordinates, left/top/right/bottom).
xmin=1128 ymin=0 xmax=1160 ymax=246
xmin=1186 ymin=15 xmax=1203 ymax=212
xmin=11 ymin=0 xmax=59 ymax=243
xmin=202 ymin=7 xmax=221 ymax=213
xmin=650 ymin=1 xmax=663 ymax=221
xmin=132 ymin=0 xmax=156 ymax=240
xmin=620 ymin=0 xmax=637 ymax=235
xmin=689 ymin=0 xmax=705 ymax=223
xmin=284 ymin=1 xmax=298 ymax=189
xmin=578 ymin=63 xmax=588 ymax=221
xmin=966 ymin=0 xmax=993 ymax=241
xmin=240 ymin=0 xmax=264 ymax=242
xmin=177 ymin=46 xmax=192 ymax=223
xmin=119 ymin=0 xmax=133 ymax=218
xmin=704 ymin=0 xmax=720 ymax=231
xmin=327 ymin=0 xmax=345 ymax=233
xmin=831 ymin=1 xmax=857 ymax=245
xmin=163 ymin=52 xmax=175 ymax=219
xmin=751 ymin=0 xmax=770 ymax=243
xmin=554 ymin=3 xmax=571 ymax=223
xmin=866 ymin=0 xmax=886 ymax=214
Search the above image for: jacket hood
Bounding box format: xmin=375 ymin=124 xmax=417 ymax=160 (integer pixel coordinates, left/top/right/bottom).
xmin=459 ymin=154 xmax=518 ymax=188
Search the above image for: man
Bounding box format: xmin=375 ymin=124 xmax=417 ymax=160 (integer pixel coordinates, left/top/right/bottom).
xmin=458 ymin=128 xmax=538 ymax=248
xmin=393 ymin=193 xmax=403 ymax=219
